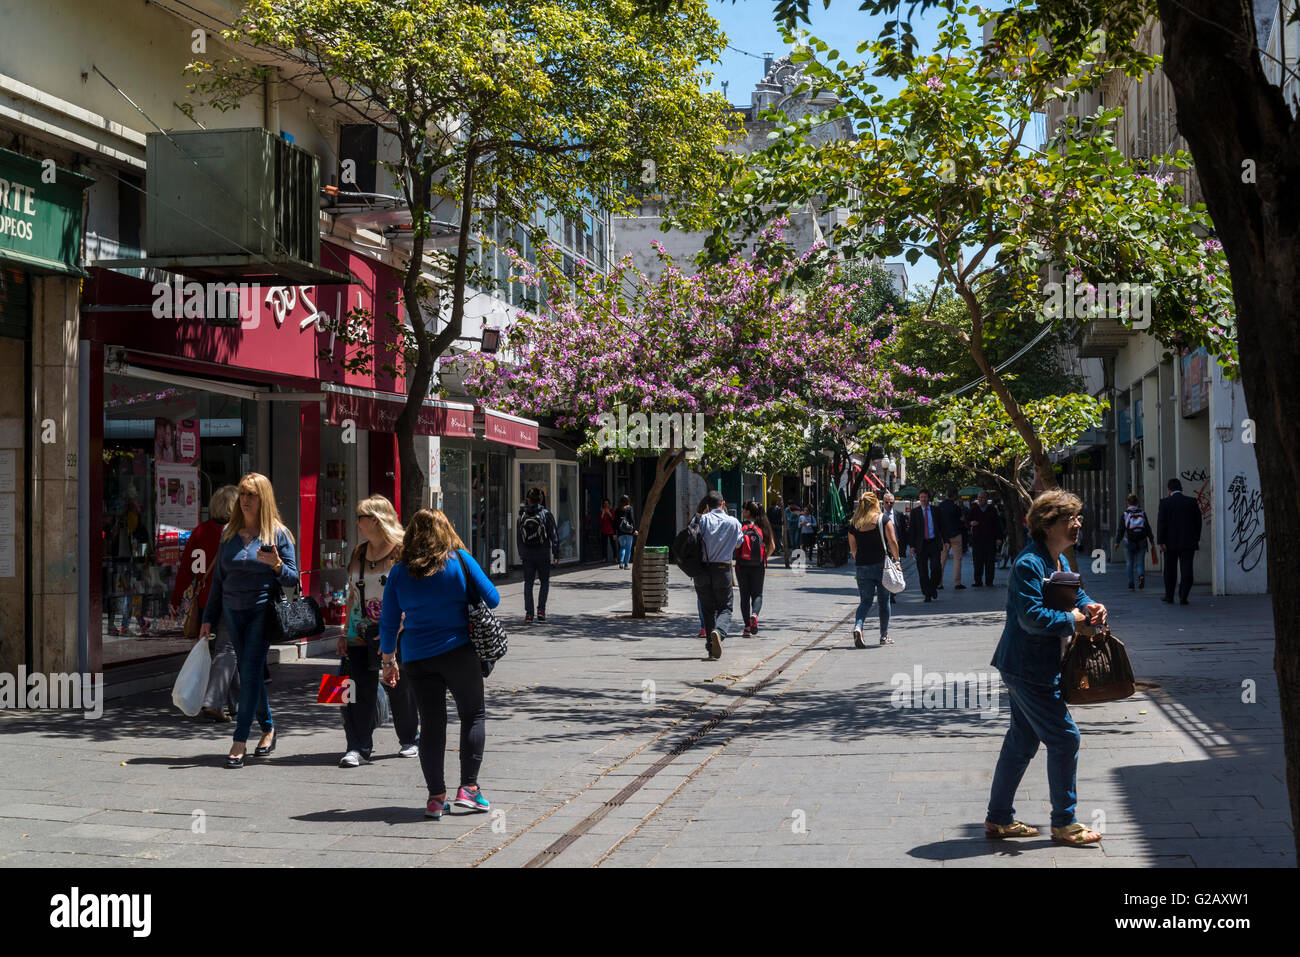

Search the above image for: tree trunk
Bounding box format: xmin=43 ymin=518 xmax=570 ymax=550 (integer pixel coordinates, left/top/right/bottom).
xmin=630 ymin=448 xmax=687 ymax=617
xmin=976 ymin=463 xmax=1030 ymax=556
xmin=1157 ymin=0 xmax=1300 ymax=854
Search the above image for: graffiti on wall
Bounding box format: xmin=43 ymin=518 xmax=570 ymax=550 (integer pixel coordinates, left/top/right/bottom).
xmin=1227 ymin=473 xmax=1266 ymax=573
xmin=1180 ymin=467 xmax=1213 ymax=524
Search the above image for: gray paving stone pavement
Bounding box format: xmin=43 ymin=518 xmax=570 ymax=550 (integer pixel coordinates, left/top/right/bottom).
xmin=0 ymin=550 xmax=1293 ymax=867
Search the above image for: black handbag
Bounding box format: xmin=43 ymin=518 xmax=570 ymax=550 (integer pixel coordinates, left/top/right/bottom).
xmin=1062 ymin=629 xmax=1136 ymax=704
xmin=455 ymin=551 xmax=508 ymax=663
xmin=265 ymin=582 xmax=325 ymax=643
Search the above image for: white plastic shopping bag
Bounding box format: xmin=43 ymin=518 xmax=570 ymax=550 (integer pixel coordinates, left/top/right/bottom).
xmin=171 ymin=638 xmax=212 ymax=716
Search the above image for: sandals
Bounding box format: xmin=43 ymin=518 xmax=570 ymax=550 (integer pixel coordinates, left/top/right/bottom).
xmin=1051 ymin=823 xmax=1102 ymax=846
xmin=984 ymin=820 xmax=1039 ymax=839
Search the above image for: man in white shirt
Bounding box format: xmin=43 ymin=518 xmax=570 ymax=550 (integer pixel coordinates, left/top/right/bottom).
xmin=693 ymin=490 xmax=744 ymax=660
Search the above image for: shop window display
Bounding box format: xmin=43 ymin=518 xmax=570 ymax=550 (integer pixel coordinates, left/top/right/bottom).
xmin=318 ymin=423 xmax=358 ymax=628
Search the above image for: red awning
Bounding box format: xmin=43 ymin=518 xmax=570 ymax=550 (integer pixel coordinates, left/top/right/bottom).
xmin=864 ymin=471 xmax=886 ymax=492
xmin=322 ymin=384 xmax=474 ymax=437
xmin=480 ymin=407 xmax=539 ymax=449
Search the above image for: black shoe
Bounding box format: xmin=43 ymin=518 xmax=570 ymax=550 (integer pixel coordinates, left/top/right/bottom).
xmin=955 ymin=584 xmax=966 ymax=590
xmin=537 ymin=611 xmax=546 ymax=622
xmin=1161 ymin=596 xmax=1174 ymax=604
xmin=938 ymin=583 xmax=944 ymax=589
xmin=253 ymin=731 xmax=277 ymax=757
xmin=225 ymin=752 xmax=245 ymax=769
xmin=972 ymin=582 xmax=982 ymax=588
xmin=1128 ymin=582 xmax=1135 ymax=590
xmin=1138 ymin=575 xmax=1145 ymax=589
xmin=1180 ymin=598 xmax=1189 ymax=605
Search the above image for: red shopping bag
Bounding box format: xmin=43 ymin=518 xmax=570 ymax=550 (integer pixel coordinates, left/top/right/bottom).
xmin=1150 ymin=546 xmax=1159 ymax=567
xmin=317 ymin=673 xmax=352 ymax=704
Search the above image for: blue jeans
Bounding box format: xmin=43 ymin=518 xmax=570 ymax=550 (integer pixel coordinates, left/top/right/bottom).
xmin=854 ymin=563 xmax=890 ymax=636
xmin=988 ymin=673 xmax=1081 ymax=829
xmin=617 ymin=534 xmax=634 ymax=564
xmin=224 ymin=606 xmax=274 ymax=744
xmin=1124 ymin=540 xmax=1146 ymax=585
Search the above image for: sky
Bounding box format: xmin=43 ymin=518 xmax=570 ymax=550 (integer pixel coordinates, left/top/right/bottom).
xmin=701 ymin=0 xmax=949 ymax=290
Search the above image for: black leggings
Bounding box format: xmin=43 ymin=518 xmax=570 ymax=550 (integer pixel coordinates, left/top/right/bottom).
xmin=736 ymin=564 xmax=765 ymax=622
xmin=404 ymin=642 xmax=485 ymax=796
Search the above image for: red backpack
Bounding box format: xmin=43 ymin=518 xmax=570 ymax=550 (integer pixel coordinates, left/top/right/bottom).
xmin=736 ymin=523 xmax=766 ymax=566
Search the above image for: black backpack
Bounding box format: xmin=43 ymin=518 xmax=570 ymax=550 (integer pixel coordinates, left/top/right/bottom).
xmin=673 ymin=523 xmax=706 ymax=578
xmin=520 ymin=509 xmax=547 ymax=547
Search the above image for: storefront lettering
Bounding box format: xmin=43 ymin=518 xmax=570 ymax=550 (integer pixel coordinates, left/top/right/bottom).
xmin=265 ymin=284 xmax=328 ymax=330
xmin=0 ymin=175 xmax=37 ymax=241
xmin=1228 ymin=473 xmax=1265 ymax=573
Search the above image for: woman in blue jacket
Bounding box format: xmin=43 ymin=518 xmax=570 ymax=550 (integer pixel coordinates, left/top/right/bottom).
xmin=200 ymin=473 xmax=298 ymax=769
xmin=985 ymin=489 xmax=1108 ymax=846
xmin=379 ymin=508 xmax=500 ymax=820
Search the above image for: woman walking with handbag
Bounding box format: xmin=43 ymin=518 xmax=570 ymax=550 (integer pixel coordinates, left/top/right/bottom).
xmin=199 ymin=473 xmax=298 ymax=769
xmin=614 ymin=495 xmax=637 ymax=569
xmin=337 ymin=495 xmax=420 ymax=768
xmin=735 ymin=502 xmax=772 ymax=637
xmin=847 ymin=491 xmax=900 ymax=648
xmin=171 ymin=485 xmax=238 ymax=722
xmin=985 ymin=489 xmax=1108 ymax=846
xmin=378 ymin=509 xmax=500 ymax=820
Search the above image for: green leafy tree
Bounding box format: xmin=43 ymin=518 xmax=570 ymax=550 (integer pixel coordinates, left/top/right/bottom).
xmin=187 ymin=0 xmax=736 ymax=519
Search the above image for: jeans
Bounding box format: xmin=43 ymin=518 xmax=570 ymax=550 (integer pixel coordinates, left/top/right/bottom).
xmin=521 ymin=552 xmax=551 ymax=616
xmin=342 ymin=640 xmax=419 ymax=754
xmin=404 ymin=642 xmax=485 ymax=796
xmin=736 ymin=564 xmax=765 ymax=623
xmin=854 ymin=563 xmax=890 ymax=637
xmin=694 ymin=565 xmax=734 ymax=640
xmin=201 ymin=614 xmax=240 ymax=714
xmin=987 ymin=673 xmax=1081 ymax=829
xmin=1124 ymin=540 xmax=1146 ymax=586
xmin=617 ymin=534 xmax=634 ymax=565
xmin=223 ymin=605 xmax=273 ymax=744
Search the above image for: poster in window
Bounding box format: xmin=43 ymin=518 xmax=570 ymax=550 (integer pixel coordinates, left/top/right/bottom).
xmin=1180 ymin=347 xmax=1210 ymax=417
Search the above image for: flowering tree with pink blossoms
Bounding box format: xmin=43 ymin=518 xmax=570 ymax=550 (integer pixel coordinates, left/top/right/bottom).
xmin=465 ymin=239 xmax=927 ymax=616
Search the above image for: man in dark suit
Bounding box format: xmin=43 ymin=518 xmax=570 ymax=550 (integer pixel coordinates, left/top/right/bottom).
xmin=967 ymin=490 xmax=1004 ymax=587
xmin=936 ymin=487 xmax=967 ymax=590
xmin=910 ymin=489 xmax=943 ymax=602
xmin=1157 ymin=477 xmax=1203 ymax=605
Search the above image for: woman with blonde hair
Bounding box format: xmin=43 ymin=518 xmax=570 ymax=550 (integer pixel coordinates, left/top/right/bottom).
xmin=171 ymin=484 xmax=239 ymax=722
xmin=337 ymin=495 xmax=420 ymax=768
xmin=847 ymin=490 xmax=900 ymax=648
xmin=986 ymin=489 xmax=1108 ymax=846
xmin=378 ymin=508 xmax=499 ymax=820
xmin=200 ymin=473 xmax=298 ymax=768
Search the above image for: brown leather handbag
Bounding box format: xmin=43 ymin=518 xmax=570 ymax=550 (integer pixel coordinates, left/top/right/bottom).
xmin=1062 ymin=629 xmax=1136 ymax=704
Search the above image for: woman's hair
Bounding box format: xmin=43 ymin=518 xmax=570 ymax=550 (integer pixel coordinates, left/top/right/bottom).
xmin=742 ymin=500 xmax=774 ymax=549
xmin=403 ymin=508 xmax=467 ymax=579
xmin=601 ymin=498 xmax=611 ymax=508
xmin=209 ymin=485 xmax=238 ymax=525
xmin=223 ymin=472 xmax=294 ymax=546
xmin=618 ymin=494 xmax=631 ymax=508
xmin=357 ymin=494 xmax=404 ymax=554
xmin=1027 ymin=489 xmax=1083 ymax=543
xmin=1126 ymin=493 xmax=1139 ymax=506
xmin=850 ymin=490 xmax=882 ymax=531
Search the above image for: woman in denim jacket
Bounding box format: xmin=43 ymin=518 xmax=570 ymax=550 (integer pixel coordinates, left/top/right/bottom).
xmin=985 ymin=490 xmax=1108 ymax=846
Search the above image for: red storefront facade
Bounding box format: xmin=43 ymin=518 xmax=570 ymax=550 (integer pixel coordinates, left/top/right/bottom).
xmin=82 ymin=242 xmax=531 ymax=671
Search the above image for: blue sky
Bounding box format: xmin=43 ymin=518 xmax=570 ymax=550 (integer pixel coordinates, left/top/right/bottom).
xmin=702 ymin=0 xmax=948 ymax=290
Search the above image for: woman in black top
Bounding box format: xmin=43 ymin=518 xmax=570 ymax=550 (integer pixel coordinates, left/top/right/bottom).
xmin=735 ymin=501 xmax=773 ymax=636
xmin=614 ymin=494 xmax=636 ymax=569
xmin=848 ymin=490 xmax=900 ymax=649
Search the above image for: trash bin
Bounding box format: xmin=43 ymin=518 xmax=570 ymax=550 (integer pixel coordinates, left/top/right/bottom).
xmin=641 ymin=546 xmax=669 ymax=612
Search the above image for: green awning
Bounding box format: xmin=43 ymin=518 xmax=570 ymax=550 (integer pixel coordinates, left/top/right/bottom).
xmin=896 ymin=485 xmax=919 ymax=498
xmin=0 ymin=147 xmax=94 ymax=277
xmin=959 ymin=486 xmax=984 ymax=497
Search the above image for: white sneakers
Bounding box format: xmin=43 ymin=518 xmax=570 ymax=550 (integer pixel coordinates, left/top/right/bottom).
xmin=398 ymin=743 xmax=419 ymax=758
xmin=339 ymin=750 xmax=364 ymax=768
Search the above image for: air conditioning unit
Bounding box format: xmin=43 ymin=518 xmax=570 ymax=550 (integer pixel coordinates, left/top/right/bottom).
xmin=145 ymin=128 xmax=320 ymax=267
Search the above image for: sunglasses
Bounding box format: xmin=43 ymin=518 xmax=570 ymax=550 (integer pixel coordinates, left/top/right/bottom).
xmin=357 ymin=513 xmax=372 ymax=520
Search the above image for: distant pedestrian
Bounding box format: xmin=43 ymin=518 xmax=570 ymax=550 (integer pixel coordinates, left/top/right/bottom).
xmin=766 ymin=496 xmax=785 ymax=558
xmin=968 ymin=490 xmax=1003 ymax=587
xmin=171 ymin=484 xmax=239 ymax=723
xmin=1157 ymin=478 xmax=1202 ymax=605
xmin=518 ymin=487 xmax=560 ymax=622
xmin=615 ymin=494 xmax=637 ymax=569
xmin=909 ymin=489 xmax=943 ymax=602
xmin=735 ymin=501 xmax=772 ymax=637
xmin=200 ymin=473 xmax=298 ymax=769
xmin=693 ymin=491 xmax=743 ymax=660
xmin=986 ymin=489 xmax=1107 ymax=846
xmin=798 ymin=505 xmax=818 ymax=564
xmin=937 ymin=487 xmax=966 ymax=589
xmin=881 ymin=491 xmax=899 ymax=605
xmin=379 ymin=508 xmax=500 ymax=820
xmin=1114 ymin=493 xmax=1155 ymax=590
xmin=848 ymin=490 xmax=900 ymax=648
xmin=598 ymin=499 xmax=616 ymax=563
xmin=784 ymin=503 xmax=801 ymax=567
xmin=337 ymin=495 xmax=420 ymax=768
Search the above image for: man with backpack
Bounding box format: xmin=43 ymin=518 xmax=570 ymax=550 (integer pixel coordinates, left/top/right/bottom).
xmin=1114 ymin=493 xmax=1155 ymax=590
xmin=517 ymin=487 xmax=560 ymax=622
xmin=675 ymin=490 xmax=743 ymax=661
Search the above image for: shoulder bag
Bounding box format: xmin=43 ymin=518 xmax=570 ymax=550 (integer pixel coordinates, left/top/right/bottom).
xmin=455 ymin=550 xmax=508 ymax=663
xmin=265 ymin=580 xmax=325 ymax=643
xmin=878 ymin=520 xmax=906 ymax=594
